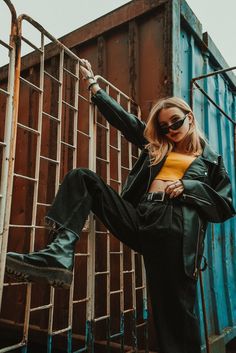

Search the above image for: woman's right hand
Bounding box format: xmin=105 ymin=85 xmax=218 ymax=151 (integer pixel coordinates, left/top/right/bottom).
xmin=79 ymin=59 xmax=100 ymax=94
xmin=80 ymin=59 xmax=94 ymax=79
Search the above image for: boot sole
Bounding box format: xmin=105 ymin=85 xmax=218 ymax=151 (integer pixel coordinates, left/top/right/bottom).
xmin=6 ymin=256 xmax=73 ymax=289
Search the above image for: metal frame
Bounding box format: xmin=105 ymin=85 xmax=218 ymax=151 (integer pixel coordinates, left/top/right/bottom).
xmin=92 ymin=76 xmax=148 ymax=352
xmin=0 ymin=0 xmax=17 ymax=317
xmin=190 ymin=66 xmax=236 ymax=126
xmin=190 ymin=66 xmax=236 ymax=353
xmin=0 ymin=6 xmax=148 ymax=353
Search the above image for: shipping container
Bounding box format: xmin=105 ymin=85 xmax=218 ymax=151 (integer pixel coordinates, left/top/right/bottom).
xmin=0 ymin=0 xmax=235 ymax=352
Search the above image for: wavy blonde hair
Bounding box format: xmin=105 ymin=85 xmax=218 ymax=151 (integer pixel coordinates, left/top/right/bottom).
xmin=144 ymin=96 xmax=207 ymax=165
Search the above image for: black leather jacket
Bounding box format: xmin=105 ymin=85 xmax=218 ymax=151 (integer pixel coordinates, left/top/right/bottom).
xmin=92 ymin=89 xmax=236 ymax=279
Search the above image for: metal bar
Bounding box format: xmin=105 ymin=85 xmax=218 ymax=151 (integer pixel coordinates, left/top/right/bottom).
xmin=110 ymin=289 xmax=123 ymax=295
xmin=78 ymin=92 xmax=90 ymax=103
xmin=85 ymin=83 xmax=97 ymax=352
xmin=44 ymin=70 xmax=61 ymax=84
xmin=37 ymin=202 xmax=52 ymax=207
xmin=17 ymin=122 xmax=40 ymax=135
xmin=95 ymin=271 xmax=109 ymax=276
xmin=68 ymin=57 xmax=80 ymax=348
xmin=74 ymin=252 xmax=89 ymax=257
xmin=104 ymin=84 xmax=113 ymax=349
xmin=63 ymin=67 xmax=78 ymax=79
xmin=61 ymin=140 xmax=76 ymax=149
xmin=17 ymin=14 xmax=81 ymax=62
xmin=0 ymin=39 xmax=12 ymax=51
xmin=109 ymin=332 xmax=123 ymax=339
xmin=0 ymin=0 xmax=19 ymax=317
xmin=94 ymin=75 xmax=138 ymax=104
xmin=73 ymin=297 xmax=90 ymax=304
xmin=0 ymin=87 xmax=10 ymax=95
xmin=94 ymin=315 xmax=109 ymax=322
xmin=14 ymin=173 xmax=37 ymax=182
xmin=30 ymin=304 xmax=53 ymax=312
xmin=51 ymin=326 xmax=71 ymax=336
xmin=3 ymin=281 xmax=27 ymax=286
xmin=62 ymin=99 xmax=77 ymax=111
xmin=95 ymin=121 xmax=108 ymax=130
xmin=47 ymin=48 xmax=65 ymax=341
xmin=96 ymin=156 xmax=109 ymax=163
xmin=42 ymin=110 xmax=60 ymax=122
xmin=191 ymin=66 xmax=236 ymax=82
xmin=110 ymin=178 xmax=121 ymax=184
xmin=19 ymin=76 xmax=42 ymax=92
xmin=193 ymin=81 xmax=236 ymax=125
xmin=190 ymin=74 xmax=211 ymax=353
xmin=55 ymin=49 xmax=64 ymax=198
xmin=21 ymin=35 xmax=43 ymax=53
xmin=40 ymin=155 xmax=59 ymax=164
xmin=22 ymin=30 xmax=46 ymax=350
xmin=0 ymin=342 xmax=26 ymax=353
xmin=199 ymin=271 xmax=210 ymax=353
xmin=77 ymin=129 xmax=90 ymax=138
xmin=9 ymin=224 xmax=34 ymax=228
xmin=123 ymin=270 xmax=135 ymax=274
xmin=109 ymin=144 xmax=121 ymax=152
xmin=135 ymin=285 xmax=145 ymax=291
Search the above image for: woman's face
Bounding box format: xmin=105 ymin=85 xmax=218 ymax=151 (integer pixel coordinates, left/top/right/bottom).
xmin=158 ymin=107 xmax=193 ymax=144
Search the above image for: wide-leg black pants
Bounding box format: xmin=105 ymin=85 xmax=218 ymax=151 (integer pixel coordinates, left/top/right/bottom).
xmin=46 ymin=168 xmax=201 ymax=353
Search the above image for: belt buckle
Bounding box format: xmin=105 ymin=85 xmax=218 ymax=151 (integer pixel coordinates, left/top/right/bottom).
xmin=147 ymin=192 xmax=154 ymax=201
xmin=155 ymin=192 xmax=165 ymax=202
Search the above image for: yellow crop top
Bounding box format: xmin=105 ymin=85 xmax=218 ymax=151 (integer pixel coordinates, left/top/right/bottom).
xmin=155 ymin=152 xmax=196 ymax=180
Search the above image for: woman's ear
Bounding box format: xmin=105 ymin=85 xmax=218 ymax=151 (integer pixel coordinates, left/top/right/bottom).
xmin=188 ymin=112 xmax=194 ymax=124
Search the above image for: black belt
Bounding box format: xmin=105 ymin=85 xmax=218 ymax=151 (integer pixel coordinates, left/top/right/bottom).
xmin=142 ymin=192 xmax=167 ymax=202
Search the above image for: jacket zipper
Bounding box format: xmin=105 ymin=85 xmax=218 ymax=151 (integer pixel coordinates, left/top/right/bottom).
xmin=123 ymin=155 xmax=146 ymax=194
xmin=145 ymin=166 xmax=152 ymax=194
xmin=182 ymin=193 xmax=211 ymax=205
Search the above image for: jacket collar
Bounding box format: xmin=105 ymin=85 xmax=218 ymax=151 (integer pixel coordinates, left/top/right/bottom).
xmin=143 ymin=141 xmax=220 ymax=165
xmin=201 ymin=142 xmax=220 ymax=165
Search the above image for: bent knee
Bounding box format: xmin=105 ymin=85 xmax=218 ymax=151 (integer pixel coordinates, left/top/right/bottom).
xmin=67 ymin=167 xmax=96 ymax=178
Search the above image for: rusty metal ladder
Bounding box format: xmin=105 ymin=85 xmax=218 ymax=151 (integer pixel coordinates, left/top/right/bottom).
xmin=0 ymin=2 xmax=148 ymax=352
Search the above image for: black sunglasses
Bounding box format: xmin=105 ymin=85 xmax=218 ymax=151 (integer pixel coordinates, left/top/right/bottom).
xmin=159 ymin=113 xmax=189 ymax=135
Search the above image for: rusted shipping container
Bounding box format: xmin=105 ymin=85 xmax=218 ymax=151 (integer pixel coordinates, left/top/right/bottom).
xmin=0 ymin=0 xmax=235 ymax=352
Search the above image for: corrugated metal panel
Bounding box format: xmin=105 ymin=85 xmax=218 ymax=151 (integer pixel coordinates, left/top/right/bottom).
xmin=180 ymin=1 xmax=236 ymax=349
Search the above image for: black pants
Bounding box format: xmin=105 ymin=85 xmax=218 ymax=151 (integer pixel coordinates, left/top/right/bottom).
xmin=46 ymin=168 xmax=201 ymax=353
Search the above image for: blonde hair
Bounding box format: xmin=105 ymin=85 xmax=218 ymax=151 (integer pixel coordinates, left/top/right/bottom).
xmin=144 ymin=96 xmax=207 ymax=165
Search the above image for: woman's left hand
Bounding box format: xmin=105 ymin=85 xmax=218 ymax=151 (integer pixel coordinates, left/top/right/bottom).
xmin=165 ymin=180 xmax=184 ymax=198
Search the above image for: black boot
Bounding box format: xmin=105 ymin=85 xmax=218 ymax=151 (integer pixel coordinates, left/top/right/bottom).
xmin=5 ymin=229 xmax=78 ymax=289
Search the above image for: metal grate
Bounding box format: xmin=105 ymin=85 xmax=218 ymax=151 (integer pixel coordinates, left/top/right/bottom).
xmin=0 ymin=8 xmax=148 ymax=353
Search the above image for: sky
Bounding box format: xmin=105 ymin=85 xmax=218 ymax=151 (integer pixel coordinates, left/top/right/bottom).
xmin=0 ymin=0 xmax=235 ymax=70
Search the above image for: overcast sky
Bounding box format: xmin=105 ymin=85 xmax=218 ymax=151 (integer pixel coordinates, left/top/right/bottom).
xmin=0 ymin=0 xmax=235 ymax=70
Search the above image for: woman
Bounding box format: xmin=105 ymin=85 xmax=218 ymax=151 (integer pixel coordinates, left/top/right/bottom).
xmin=6 ymin=59 xmax=235 ymax=353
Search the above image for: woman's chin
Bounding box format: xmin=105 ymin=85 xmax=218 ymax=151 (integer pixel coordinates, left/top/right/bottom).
xmin=167 ymin=133 xmax=184 ymax=143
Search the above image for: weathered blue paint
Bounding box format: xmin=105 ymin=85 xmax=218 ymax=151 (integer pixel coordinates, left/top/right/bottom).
xmin=105 ymin=314 xmax=124 ymax=351
xmin=72 ymin=321 xmax=93 ymax=353
xmin=21 ymin=345 xmax=27 ymax=353
xmin=47 ymin=335 xmax=52 ymax=353
xmin=143 ymin=298 xmax=148 ymax=320
xmin=67 ymin=329 xmax=72 ymax=353
xmin=132 ymin=310 xmax=138 ymax=350
xmin=120 ymin=313 xmax=125 ymax=352
xmin=180 ymin=1 xmax=236 ymax=350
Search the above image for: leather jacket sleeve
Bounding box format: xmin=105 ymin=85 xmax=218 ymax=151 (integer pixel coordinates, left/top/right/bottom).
xmin=181 ymin=157 xmax=236 ymax=222
xmin=91 ymin=89 xmax=147 ymax=149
